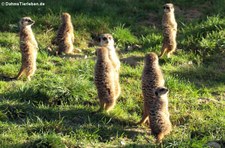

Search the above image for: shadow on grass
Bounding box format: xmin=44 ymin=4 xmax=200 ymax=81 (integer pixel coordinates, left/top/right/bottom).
xmin=0 ymin=74 xmax=16 ymax=82
xmin=171 ymin=53 xmax=225 ymax=88
xmin=0 ymin=100 xmax=144 ymax=144
xmin=121 ymin=56 xmax=144 ymax=67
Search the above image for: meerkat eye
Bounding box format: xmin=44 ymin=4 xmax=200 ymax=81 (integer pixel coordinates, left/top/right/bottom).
xmin=24 ymin=19 xmax=31 ymax=22
xmin=102 ymin=37 xmax=107 ymax=41
xmin=108 ymin=37 xmax=112 ymax=40
xmin=164 ymin=6 xmax=169 ymax=10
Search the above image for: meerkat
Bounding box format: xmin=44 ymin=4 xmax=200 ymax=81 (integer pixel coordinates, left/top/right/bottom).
xmin=159 ymin=3 xmax=177 ymax=58
xmin=150 ymin=87 xmax=172 ymax=143
xmin=99 ymin=33 xmax=121 ymax=99
xmin=94 ymin=47 xmax=118 ymax=112
xmin=137 ymin=52 xmax=165 ymax=125
xmin=16 ymin=17 xmax=38 ymax=81
xmin=52 ymin=12 xmax=75 ymax=55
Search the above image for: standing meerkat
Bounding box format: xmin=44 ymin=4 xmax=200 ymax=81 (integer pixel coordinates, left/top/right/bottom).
xmin=159 ymin=3 xmax=177 ymax=58
xmin=16 ymin=17 xmax=38 ymax=81
xmin=150 ymin=87 xmax=172 ymax=143
xmin=94 ymin=47 xmax=118 ymax=112
xmin=52 ymin=12 xmax=75 ymax=55
xmin=99 ymin=33 xmax=121 ymax=99
xmin=137 ymin=52 xmax=165 ymax=125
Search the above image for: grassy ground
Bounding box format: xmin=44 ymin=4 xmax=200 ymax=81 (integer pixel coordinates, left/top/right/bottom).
xmin=0 ymin=0 xmax=225 ymax=147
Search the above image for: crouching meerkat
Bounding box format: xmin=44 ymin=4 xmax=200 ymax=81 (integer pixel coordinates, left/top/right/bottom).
xmin=159 ymin=3 xmax=177 ymax=58
xmin=99 ymin=33 xmax=121 ymax=99
xmin=137 ymin=52 xmax=165 ymax=125
xmin=16 ymin=17 xmax=38 ymax=81
xmin=52 ymin=13 xmax=75 ymax=55
xmin=150 ymin=87 xmax=172 ymax=143
xmin=94 ymin=47 xmax=118 ymax=112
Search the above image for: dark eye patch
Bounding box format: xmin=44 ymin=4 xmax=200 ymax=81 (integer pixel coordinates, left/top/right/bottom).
xmin=102 ymin=37 xmax=107 ymax=41
xmin=24 ymin=18 xmax=32 ymax=22
xmin=164 ymin=6 xmax=170 ymax=9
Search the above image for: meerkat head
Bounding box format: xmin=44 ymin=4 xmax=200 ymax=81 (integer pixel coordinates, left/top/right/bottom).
xmin=19 ymin=17 xmax=35 ymax=28
xmin=98 ymin=34 xmax=114 ymax=48
xmin=163 ymin=3 xmax=174 ymax=13
xmin=154 ymin=87 xmax=169 ymax=99
xmin=144 ymin=52 xmax=159 ymax=65
xmin=62 ymin=12 xmax=71 ymax=22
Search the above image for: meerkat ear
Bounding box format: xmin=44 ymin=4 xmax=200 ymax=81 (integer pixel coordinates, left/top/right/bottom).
xmin=19 ymin=20 xmax=23 ymax=26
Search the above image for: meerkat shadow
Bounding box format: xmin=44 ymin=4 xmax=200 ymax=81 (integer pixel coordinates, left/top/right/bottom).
xmin=91 ymin=108 xmax=137 ymax=126
xmin=121 ymin=56 xmax=144 ymax=67
xmin=59 ymin=54 xmax=87 ymax=59
xmin=158 ymin=58 xmax=167 ymax=65
xmin=0 ymin=74 xmax=16 ymax=82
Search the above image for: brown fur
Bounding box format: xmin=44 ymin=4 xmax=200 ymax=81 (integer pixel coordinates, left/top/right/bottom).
xmin=52 ymin=13 xmax=75 ymax=54
xmin=94 ymin=47 xmax=118 ymax=112
xmin=159 ymin=3 xmax=177 ymax=58
xmin=16 ymin=17 xmax=38 ymax=81
xmin=150 ymin=87 xmax=172 ymax=143
xmin=137 ymin=52 xmax=165 ymax=125
xmin=99 ymin=33 xmax=121 ymax=99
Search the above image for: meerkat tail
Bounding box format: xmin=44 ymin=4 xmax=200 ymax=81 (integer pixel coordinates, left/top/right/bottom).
xmin=114 ymin=74 xmax=121 ymax=99
xmin=137 ymin=114 xmax=149 ymax=125
xmin=159 ymin=47 xmax=168 ymax=58
xmin=156 ymin=133 xmax=165 ymax=143
xmin=167 ymin=44 xmax=176 ymax=58
xmin=15 ymin=68 xmax=25 ymax=80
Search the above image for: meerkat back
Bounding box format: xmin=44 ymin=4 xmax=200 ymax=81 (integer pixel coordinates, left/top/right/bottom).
xmin=94 ymin=47 xmax=117 ymax=112
xmin=142 ymin=52 xmax=165 ymax=101
xmin=53 ymin=12 xmax=74 ymax=55
xmin=138 ymin=52 xmax=165 ymax=125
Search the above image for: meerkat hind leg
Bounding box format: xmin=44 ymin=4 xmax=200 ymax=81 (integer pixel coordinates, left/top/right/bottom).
xmin=167 ymin=52 xmax=171 ymax=58
xmin=27 ymin=76 xmax=31 ymax=81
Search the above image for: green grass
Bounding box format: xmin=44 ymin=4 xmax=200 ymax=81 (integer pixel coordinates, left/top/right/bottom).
xmin=0 ymin=0 xmax=225 ymax=147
